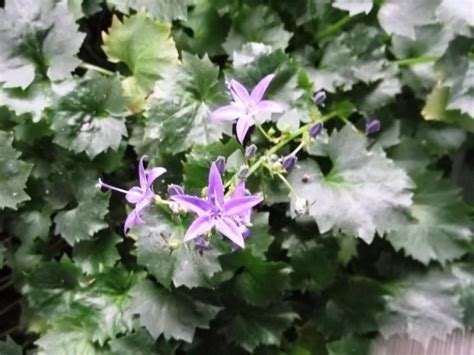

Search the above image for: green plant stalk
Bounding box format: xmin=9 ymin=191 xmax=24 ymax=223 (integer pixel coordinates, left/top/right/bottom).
xmin=225 ymin=111 xmax=339 ymax=188
xmin=79 ymin=62 xmax=115 ymax=76
xmin=255 ymin=123 xmax=276 ymax=142
xmin=277 ymin=173 xmax=300 ymax=197
xmin=317 ymin=15 xmax=352 ymax=39
xmin=395 ymin=56 xmax=439 ymax=66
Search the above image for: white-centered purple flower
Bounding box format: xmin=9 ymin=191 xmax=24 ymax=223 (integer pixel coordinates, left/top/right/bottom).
xmin=171 ymin=163 xmax=262 ymax=248
xmin=210 ymin=74 xmax=283 ymax=144
xmin=97 ymin=156 xmax=166 ymax=233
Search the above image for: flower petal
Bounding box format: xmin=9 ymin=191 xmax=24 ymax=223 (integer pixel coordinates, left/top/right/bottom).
xmin=124 ymin=210 xmax=140 ymax=233
xmin=236 ymin=117 xmax=253 ymax=144
xmin=210 ymin=105 xmax=244 ymax=121
xmin=230 ymin=79 xmax=250 ymax=104
xmin=126 ymin=186 xmax=144 ymax=203
xmin=216 ymin=217 xmax=245 ymax=248
xmin=171 ymin=195 xmax=211 ymax=215
xmin=231 ymin=181 xmax=246 ymax=199
xmin=184 ymin=215 xmax=215 ymax=242
xmin=208 ymin=162 xmax=225 ymax=207
xmin=146 ymin=167 xmax=167 ymax=186
xmin=257 ymin=100 xmax=284 ymax=113
xmin=138 ymin=155 xmax=148 ymax=189
xmin=223 ymin=195 xmax=262 ymax=216
xmin=250 ymin=74 xmax=275 ymax=103
xmin=134 ymin=197 xmax=152 ymax=217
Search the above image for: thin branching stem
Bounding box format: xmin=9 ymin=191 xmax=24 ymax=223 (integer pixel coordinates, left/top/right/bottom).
xmin=79 ymin=62 xmax=115 ymax=76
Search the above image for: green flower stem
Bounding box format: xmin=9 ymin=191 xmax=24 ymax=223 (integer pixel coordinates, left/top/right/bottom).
xmin=224 ymin=111 xmax=338 ymax=188
xmin=79 ymin=62 xmax=115 ymax=76
xmin=317 ymin=15 xmax=352 ymax=39
xmin=255 ymin=123 xmax=276 ymax=142
xmin=289 ymin=141 xmax=306 ymax=157
xmin=277 ymin=173 xmax=299 ymax=197
xmin=395 ymin=56 xmax=439 ymax=66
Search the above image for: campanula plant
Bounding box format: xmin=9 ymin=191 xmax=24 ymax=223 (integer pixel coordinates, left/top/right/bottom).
xmin=97 ymin=156 xmax=166 ymax=232
xmin=1 ymin=0 xmax=473 ymax=354
xmin=210 ymin=74 xmax=283 ymax=143
xmin=171 ymin=162 xmax=262 ymax=248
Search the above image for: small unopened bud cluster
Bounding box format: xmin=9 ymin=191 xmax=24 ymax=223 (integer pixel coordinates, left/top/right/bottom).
xmin=282 ymin=155 xmax=297 ymax=172
xmin=366 ymin=119 xmax=381 ymax=134
xmin=313 ymin=90 xmax=326 ymax=106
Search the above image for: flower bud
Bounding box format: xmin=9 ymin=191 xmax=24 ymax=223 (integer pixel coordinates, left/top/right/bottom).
xmin=245 ymin=144 xmax=257 ymax=158
xmin=313 ymin=90 xmax=326 ymax=106
xmin=238 ymin=165 xmax=249 ymax=179
xmin=294 ymin=197 xmax=308 ymax=216
xmin=167 ymin=184 xmax=184 ymax=196
xmin=366 ymin=119 xmax=381 ymax=134
xmin=309 ymin=122 xmax=323 ymax=138
xmin=282 ymin=155 xmax=297 ymax=172
xmin=195 ymin=237 xmax=210 ymax=251
xmin=168 ymin=239 xmax=182 ymax=249
xmin=215 ymin=156 xmax=226 ymax=175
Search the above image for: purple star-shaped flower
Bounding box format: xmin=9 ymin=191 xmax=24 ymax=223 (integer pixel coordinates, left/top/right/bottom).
xmin=171 ymin=163 xmax=262 ymax=248
xmin=97 ymin=156 xmax=166 ymax=233
xmin=210 ymin=74 xmax=283 ymax=144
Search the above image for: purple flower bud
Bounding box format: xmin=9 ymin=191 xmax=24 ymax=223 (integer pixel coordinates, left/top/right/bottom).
xmin=309 ymin=122 xmax=323 ymax=138
xmin=238 ymin=165 xmax=249 ymax=180
xmin=195 ymin=237 xmax=210 ymax=251
xmin=282 ymin=155 xmax=297 ymax=172
xmin=366 ymin=119 xmax=381 ymax=134
xmin=313 ymin=90 xmax=326 ymax=106
xmin=168 ymin=184 xmax=184 ymax=196
xmin=215 ymin=156 xmax=226 ymax=175
xmin=245 ymin=144 xmax=257 ymax=158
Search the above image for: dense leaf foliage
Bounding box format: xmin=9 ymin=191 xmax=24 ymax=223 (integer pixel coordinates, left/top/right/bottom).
xmin=0 ymin=0 xmax=472 ymax=353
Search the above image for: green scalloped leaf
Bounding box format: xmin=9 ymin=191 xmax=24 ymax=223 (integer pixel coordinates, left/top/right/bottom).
xmin=223 ymin=5 xmax=292 ymax=54
xmin=13 ymin=209 xmax=52 ymax=241
xmin=102 ymin=13 xmax=179 ymax=112
xmin=109 ymin=329 xmax=174 ymax=355
xmin=0 ymin=337 xmax=22 ymax=355
xmin=73 ymin=231 xmax=121 ymax=274
xmin=134 ymin=208 xmax=223 ymax=289
xmin=139 ymin=53 xmax=230 ymax=155
xmin=221 ymin=249 xmax=291 ymax=306
xmin=28 ymin=262 xmax=142 ymax=347
xmin=54 ymin=194 xmax=109 ymax=246
xmin=0 ymin=131 xmax=33 ymax=210
xmin=223 ymin=305 xmax=299 ymax=352
xmin=289 ymin=125 xmax=414 ymax=244
xmin=386 ymin=171 xmax=472 ymax=265
xmin=327 ymin=335 xmax=370 ymax=355
xmin=0 ymin=0 xmax=85 ymax=89
xmin=108 ymin=0 xmax=192 ymax=22
xmin=282 ymin=235 xmax=338 ymax=292
xmin=130 ymin=279 xmax=222 ymax=342
xmin=174 ymin=0 xmax=229 ymax=56
xmin=378 ymin=0 xmax=439 ymax=39
xmin=378 ymin=265 xmax=474 ymax=348
xmin=332 ymin=0 xmax=373 ymax=16
xmin=49 ymin=77 xmax=128 ymax=159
